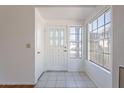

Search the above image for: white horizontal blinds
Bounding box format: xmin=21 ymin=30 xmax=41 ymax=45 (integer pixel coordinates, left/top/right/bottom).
xmin=88 ymin=9 xmax=111 ymax=70
xmin=69 ymin=26 xmax=82 ymax=58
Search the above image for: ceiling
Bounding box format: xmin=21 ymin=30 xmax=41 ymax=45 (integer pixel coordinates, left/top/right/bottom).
xmin=37 ymin=6 xmax=97 ymax=21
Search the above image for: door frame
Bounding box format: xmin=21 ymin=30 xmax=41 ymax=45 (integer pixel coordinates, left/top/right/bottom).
xmin=67 ymin=25 xmax=84 ymax=72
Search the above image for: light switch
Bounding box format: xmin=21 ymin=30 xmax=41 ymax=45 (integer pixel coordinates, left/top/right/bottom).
xmin=26 ymin=43 xmax=31 ymax=48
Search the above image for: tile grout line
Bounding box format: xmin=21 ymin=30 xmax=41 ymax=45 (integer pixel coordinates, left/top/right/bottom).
xmin=36 ymin=71 xmax=96 ymax=88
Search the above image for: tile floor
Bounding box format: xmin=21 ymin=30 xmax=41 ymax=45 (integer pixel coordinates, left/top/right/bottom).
xmin=35 ymin=71 xmax=97 ymax=88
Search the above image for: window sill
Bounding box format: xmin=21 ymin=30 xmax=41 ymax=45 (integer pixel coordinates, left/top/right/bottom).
xmin=88 ymin=60 xmax=111 ymax=73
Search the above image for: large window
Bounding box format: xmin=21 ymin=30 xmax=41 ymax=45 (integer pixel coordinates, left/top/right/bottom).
xmin=88 ymin=9 xmax=111 ymax=70
xmin=69 ymin=26 xmax=82 ymax=58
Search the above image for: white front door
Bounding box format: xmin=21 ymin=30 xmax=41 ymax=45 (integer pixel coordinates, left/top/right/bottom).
xmin=45 ymin=26 xmax=68 ymax=71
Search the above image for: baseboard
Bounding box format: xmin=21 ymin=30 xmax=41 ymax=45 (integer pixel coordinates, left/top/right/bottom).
xmin=37 ymin=71 xmax=45 ymax=81
xmin=0 ymin=85 xmax=35 ymax=88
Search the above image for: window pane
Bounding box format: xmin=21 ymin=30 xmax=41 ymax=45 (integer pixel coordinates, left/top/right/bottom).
xmin=98 ymin=14 xmax=104 ymax=27
xmin=90 ymin=40 xmax=95 ymax=51
xmin=103 ymin=54 xmax=109 ymax=69
xmin=88 ymin=10 xmax=111 ymax=71
xmin=97 ymin=53 xmax=104 ymax=66
xmin=93 ymin=30 xmax=98 ymax=40
xmin=70 ymin=50 xmax=77 ymax=58
xmin=88 ymin=40 xmax=90 ymax=60
xmin=108 ymin=39 xmax=111 ymax=53
xmin=105 ymin=23 xmax=111 ymax=39
xmin=79 ymin=51 xmax=82 ymax=57
xmin=93 ymin=20 xmax=97 ymax=30
xmin=90 ymin=31 xmax=94 ymax=40
xmin=92 ymin=50 xmax=96 ymax=62
xmin=79 ymin=43 xmax=82 ymax=50
xmin=98 ymin=39 xmax=104 ymax=53
xmin=108 ymin=54 xmax=111 ymax=69
xmin=79 ymin=34 xmax=82 ymax=41
xmin=69 ymin=26 xmax=82 ymax=58
xmin=94 ymin=41 xmax=98 ymax=51
xmin=90 ymin=51 xmax=94 ymax=61
xmin=98 ymin=26 xmax=104 ymax=40
xmin=88 ymin=23 xmax=92 ymax=31
xmin=79 ymin=27 xmax=82 ymax=34
xmin=105 ymin=10 xmax=111 ymax=24
xmin=75 ymin=27 xmax=81 ymax=34
xmin=69 ymin=32 xmax=80 ymax=41
xmin=94 ymin=52 xmax=97 ymax=63
xmin=69 ymin=27 xmax=75 ymax=34
xmin=69 ymin=35 xmax=76 ymax=41
xmin=69 ymin=42 xmax=78 ymax=50
xmin=69 ymin=43 xmax=82 ymax=50
xmin=104 ymin=39 xmax=109 ymax=53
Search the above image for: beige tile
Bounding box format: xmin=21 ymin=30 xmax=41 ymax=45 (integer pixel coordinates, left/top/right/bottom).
xmin=75 ymin=81 xmax=87 ymax=88
xmin=48 ymin=76 xmax=57 ymax=81
xmin=65 ymin=72 xmax=73 ymax=76
xmin=66 ymin=81 xmax=77 ymax=88
xmin=45 ymin=81 xmax=56 ymax=88
xmin=66 ymin=76 xmax=74 ymax=81
xmin=36 ymin=71 xmax=97 ymax=88
xmin=72 ymin=72 xmax=81 ymax=77
xmin=73 ymin=76 xmax=84 ymax=81
xmin=57 ymin=76 xmax=66 ymax=81
xmin=56 ymin=72 xmax=65 ymax=76
xmin=35 ymin=81 xmax=47 ymax=88
xmin=39 ymin=76 xmax=49 ymax=81
xmin=56 ymin=81 xmax=66 ymax=88
xmin=86 ymin=81 xmax=97 ymax=88
xmin=81 ymin=76 xmax=91 ymax=81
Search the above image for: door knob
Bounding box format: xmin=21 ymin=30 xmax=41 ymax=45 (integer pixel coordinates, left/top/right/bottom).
xmin=64 ymin=46 xmax=66 ymax=48
xmin=64 ymin=50 xmax=67 ymax=52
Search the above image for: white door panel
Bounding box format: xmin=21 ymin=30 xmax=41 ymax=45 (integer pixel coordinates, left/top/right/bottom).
xmin=45 ymin=26 xmax=68 ymax=71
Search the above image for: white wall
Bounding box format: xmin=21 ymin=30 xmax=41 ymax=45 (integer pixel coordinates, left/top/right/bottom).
xmin=112 ymin=6 xmax=124 ymax=88
xmin=85 ymin=61 xmax=112 ymax=87
xmin=84 ymin=6 xmax=112 ymax=87
xmin=35 ymin=8 xmax=45 ymax=83
xmin=68 ymin=59 xmax=85 ymax=72
xmin=45 ymin=19 xmax=83 ymax=26
xmin=0 ymin=6 xmax=46 ymax=85
xmin=0 ymin=6 xmax=35 ymax=84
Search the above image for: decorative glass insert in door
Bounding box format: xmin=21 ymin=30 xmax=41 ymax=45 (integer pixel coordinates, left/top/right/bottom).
xmin=48 ymin=27 xmax=65 ymax=48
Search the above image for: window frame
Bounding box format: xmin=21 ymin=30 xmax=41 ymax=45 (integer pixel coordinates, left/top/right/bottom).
xmin=87 ymin=8 xmax=112 ymax=71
